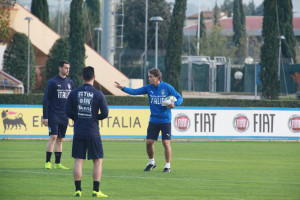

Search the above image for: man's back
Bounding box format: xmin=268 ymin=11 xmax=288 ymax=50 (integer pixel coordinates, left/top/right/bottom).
xmin=66 ymin=84 xmax=108 ymax=139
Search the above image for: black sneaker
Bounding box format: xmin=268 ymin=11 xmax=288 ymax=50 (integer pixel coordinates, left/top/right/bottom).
xmin=144 ymin=163 xmax=156 ymax=171
xmin=163 ymin=167 xmax=171 ymax=172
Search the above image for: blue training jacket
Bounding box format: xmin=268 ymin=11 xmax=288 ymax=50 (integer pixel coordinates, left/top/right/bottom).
xmin=65 ymin=84 xmax=109 ymax=139
xmin=122 ymin=81 xmax=183 ymax=123
xmin=42 ymin=75 xmax=74 ymax=125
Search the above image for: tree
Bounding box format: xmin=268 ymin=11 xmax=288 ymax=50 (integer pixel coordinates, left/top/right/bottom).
xmin=164 ymin=0 xmax=187 ymax=94
xmin=69 ymin=0 xmax=85 ymax=88
xmin=198 ymin=11 xmax=207 ymax=55
xmin=3 ymin=32 xmax=36 ymax=93
xmin=260 ymin=0 xmax=280 ymax=99
xmin=278 ymin=0 xmax=296 ymax=62
xmin=255 ymin=3 xmax=264 ymax=16
xmin=199 ymin=11 xmax=206 ymax=39
xmin=31 ymin=0 xmax=49 ymax=25
xmin=245 ymin=0 xmax=256 ymax=16
xmin=182 ymin=36 xmax=197 ymax=55
xmin=221 ymin=0 xmax=233 ymax=17
xmin=213 ymin=3 xmax=220 ymax=26
xmin=83 ymin=0 xmax=101 ymax=49
xmin=120 ymin=0 xmax=172 ymax=50
xmin=200 ymin=25 xmax=235 ymax=59
xmin=200 ymin=1 xmax=236 ymax=59
xmin=232 ymin=0 xmax=247 ymax=64
xmin=49 ymin=11 xmax=70 ymax=36
xmin=45 ymin=37 xmax=70 ymax=82
xmin=0 ymin=0 xmax=16 ymax=42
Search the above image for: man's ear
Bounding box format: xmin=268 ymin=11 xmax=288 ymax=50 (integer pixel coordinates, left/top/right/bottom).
xmin=81 ymin=76 xmax=84 ymax=81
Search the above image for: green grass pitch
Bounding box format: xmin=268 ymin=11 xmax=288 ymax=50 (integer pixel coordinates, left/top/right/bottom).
xmin=0 ymin=139 xmax=299 ymax=200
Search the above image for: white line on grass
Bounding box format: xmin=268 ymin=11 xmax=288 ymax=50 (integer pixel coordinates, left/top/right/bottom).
xmin=107 ymin=154 xmax=300 ymax=165
xmin=1 ymin=151 xmax=299 ymax=165
xmin=174 ymin=158 xmax=300 ymax=165
xmin=0 ymin=169 xmax=299 ymax=186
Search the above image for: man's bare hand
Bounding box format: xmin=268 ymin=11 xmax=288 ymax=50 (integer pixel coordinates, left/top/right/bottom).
xmin=167 ymin=102 xmax=175 ymax=109
xmin=42 ymin=119 xmax=48 ymax=126
xmin=114 ymin=81 xmax=123 ymax=90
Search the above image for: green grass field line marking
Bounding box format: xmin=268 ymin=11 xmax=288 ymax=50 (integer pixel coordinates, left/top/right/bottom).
xmin=174 ymin=158 xmax=300 ymax=165
xmin=1 ymin=151 xmax=299 ymax=165
xmin=0 ymin=169 xmax=299 ymax=186
xmin=107 ymin=154 xmax=300 ymax=165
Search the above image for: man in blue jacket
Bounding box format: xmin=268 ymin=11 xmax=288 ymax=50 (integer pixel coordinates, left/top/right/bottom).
xmin=43 ymin=60 xmax=74 ymax=170
xmin=65 ymin=66 xmax=108 ymax=197
xmin=115 ymin=68 xmax=183 ymax=172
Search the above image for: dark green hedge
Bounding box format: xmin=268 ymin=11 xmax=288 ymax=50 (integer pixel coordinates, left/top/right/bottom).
xmin=0 ymin=94 xmax=150 ymax=106
xmin=0 ymin=94 xmax=300 ymax=107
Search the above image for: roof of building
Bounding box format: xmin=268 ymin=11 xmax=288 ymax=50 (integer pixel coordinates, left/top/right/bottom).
xmin=184 ymin=16 xmax=300 ymax=37
xmin=0 ymin=70 xmax=23 ymax=85
xmin=187 ymin=11 xmax=228 ymax=20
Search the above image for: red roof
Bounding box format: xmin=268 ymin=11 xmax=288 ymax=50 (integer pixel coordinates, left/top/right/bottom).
xmin=185 ymin=16 xmax=300 ymax=32
xmin=0 ymin=70 xmax=23 ymax=84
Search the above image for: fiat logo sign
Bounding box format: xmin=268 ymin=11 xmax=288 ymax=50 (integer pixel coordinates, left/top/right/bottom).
xmin=233 ymin=114 xmax=249 ymax=132
xmin=174 ymin=114 xmax=190 ymax=132
xmin=288 ymin=115 xmax=300 ymax=133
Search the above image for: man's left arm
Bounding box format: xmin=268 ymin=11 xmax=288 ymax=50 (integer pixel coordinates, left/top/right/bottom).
xmin=169 ymin=87 xmax=183 ymax=107
xmin=65 ymin=92 xmax=76 ymax=121
xmin=97 ymin=93 xmax=109 ymax=120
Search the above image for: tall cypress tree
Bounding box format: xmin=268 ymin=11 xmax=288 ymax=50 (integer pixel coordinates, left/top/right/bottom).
xmin=45 ymin=37 xmax=70 ymax=82
xmin=199 ymin=11 xmax=207 ymax=55
xmin=221 ymin=0 xmax=233 ymax=17
xmin=213 ymin=3 xmax=220 ymax=26
xmin=232 ymin=0 xmax=247 ymax=63
xmin=42 ymin=0 xmax=49 ymax=25
xmin=3 ymin=32 xmax=36 ymax=93
xmin=199 ymin=12 xmax=206 ymax=39
xmin=30 ymin=0 xmax=41 ymax=18
xmin=31 ymin=0 xmax=49 ymax=25
xmin=246 ymin=0 xmax=256 ymax=16
xmin=260 ymin=0 xmax=280 ymax=99
xmin=164 ymin=0 xmax=187 ymax=94
xmin=278 ymin=0 xmax=296 ymax=62
xmin=69 ymin=0 xmax=85 ymax=88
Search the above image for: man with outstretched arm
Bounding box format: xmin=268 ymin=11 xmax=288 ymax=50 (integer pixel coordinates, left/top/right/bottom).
xmin=114 ymin=68 xmax=183 ymax=172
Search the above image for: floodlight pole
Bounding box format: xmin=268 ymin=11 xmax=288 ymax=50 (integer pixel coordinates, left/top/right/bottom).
xmin=278 ymin=35 xmax=285 ymax=79
xmin=144 ymin=0 xmax=148 ymax=83
xmin=150 ymin=16 xmax=163 ymax=69
xmin=154 ymin=22 xmax=159 ymax=68
xmin=254 ymin=62 xmax=258 ymax=99
xmin=196 ymin=0 xmax=201 ymax=55
xmin=94 ymin=27 xmax=102 ymax=53
xmin=25 ymin=17 xmax=33 ymax=95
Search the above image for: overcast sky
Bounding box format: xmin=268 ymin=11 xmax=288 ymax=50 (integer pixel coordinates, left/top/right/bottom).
xmin=18 ymin=0 xmax=300 ymax=17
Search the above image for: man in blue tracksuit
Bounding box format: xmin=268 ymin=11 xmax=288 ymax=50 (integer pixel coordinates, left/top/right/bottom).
xmin=65 ymin=66 xmax=108 ymax=197
xmin=115 ymin=68 xmax=183 ymax=172
xmin=43 ymin=60 xmax=74 ymax=170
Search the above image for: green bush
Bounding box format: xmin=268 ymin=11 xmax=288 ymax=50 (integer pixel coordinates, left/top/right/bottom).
xmin=0 ymin=94 xmax=300 ymax=108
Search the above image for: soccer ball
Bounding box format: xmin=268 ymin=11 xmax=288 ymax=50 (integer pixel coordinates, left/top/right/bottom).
xmin=162 ymin=96 xmax=177 ymax=106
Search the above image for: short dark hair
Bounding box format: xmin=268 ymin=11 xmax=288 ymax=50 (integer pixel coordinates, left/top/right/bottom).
xmin=83 ymin=66 xmax=94 ymax=81
xmin=58 ymin=60 xmax=70 ymax=67
xmin=148 ymin=68 xmax=162 ymax=81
